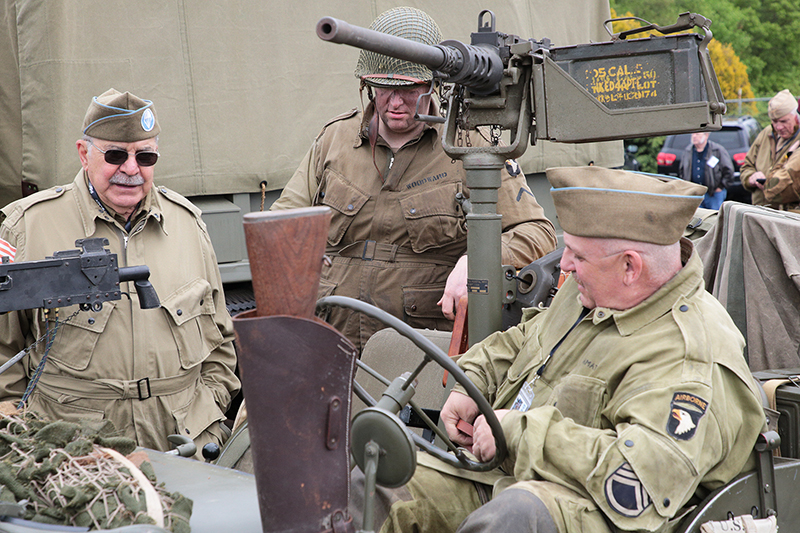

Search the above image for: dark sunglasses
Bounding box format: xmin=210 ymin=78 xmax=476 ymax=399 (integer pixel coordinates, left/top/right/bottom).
xmin=87 ymin=140 xmax=159 ymax=167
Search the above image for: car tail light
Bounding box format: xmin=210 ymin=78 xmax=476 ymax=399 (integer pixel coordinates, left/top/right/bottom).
xmin=657 ymin=152 xmax=676 ymax=166
xmin=732 ymin=152 xmax=747 ymax=166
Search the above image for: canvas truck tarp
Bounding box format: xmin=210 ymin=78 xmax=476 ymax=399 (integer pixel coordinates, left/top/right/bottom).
xmin=697 ymin=202 xmax=800 ymax=371
xmin=0 ymin=0 xmax=622 ymax=209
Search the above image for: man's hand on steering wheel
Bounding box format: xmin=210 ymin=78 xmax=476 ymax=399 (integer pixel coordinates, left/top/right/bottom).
xmin=441 ymin=390 xmax=480 ymax=449
xmin=472 ymin=410 xmax=510 ymax=462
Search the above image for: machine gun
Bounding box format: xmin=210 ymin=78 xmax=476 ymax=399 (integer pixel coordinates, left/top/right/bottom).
xmin=0 ymin=237 xmax=159 ymax=314
xmin=317 ymin=10 xmax=726 ymax=343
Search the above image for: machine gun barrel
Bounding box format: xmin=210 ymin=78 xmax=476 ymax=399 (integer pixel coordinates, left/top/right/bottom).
xmin=316 ymin=16 xmax=504 ymax=94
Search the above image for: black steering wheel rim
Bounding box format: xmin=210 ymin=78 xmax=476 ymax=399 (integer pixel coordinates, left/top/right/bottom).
xmin=316 ymin=295 xmax=507 ymax=472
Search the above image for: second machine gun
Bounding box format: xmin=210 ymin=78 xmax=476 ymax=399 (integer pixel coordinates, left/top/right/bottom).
xmin=0 ymin=237 xmax=159 ymax=314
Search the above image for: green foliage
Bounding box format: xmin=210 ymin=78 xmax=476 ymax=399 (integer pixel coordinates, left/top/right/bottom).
xmin=625 ymin=137 xmax=665 ymax=173
xmin=610 ymin=0 xmax=800 ymax=96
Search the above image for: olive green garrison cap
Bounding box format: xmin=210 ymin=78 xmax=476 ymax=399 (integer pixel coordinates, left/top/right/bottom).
xmin=82 ymin=88 xmax=160 ymax=142
xmin=547 ymin=166 xmax=706 ymax=245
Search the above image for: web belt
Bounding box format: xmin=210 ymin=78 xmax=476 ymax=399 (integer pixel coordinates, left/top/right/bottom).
xmin=34 ymin=366 xmax=201 ymax=401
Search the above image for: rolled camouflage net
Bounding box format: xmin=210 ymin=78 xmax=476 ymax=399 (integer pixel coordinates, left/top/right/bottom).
xmin=0 ymin=411 xmax=192 ymax=531
xmin=354 ymin=6 xmax=442 ymax=87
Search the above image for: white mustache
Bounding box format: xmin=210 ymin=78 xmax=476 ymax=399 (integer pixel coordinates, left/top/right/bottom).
xmin=109 ymin=172 xmax=144 ymax=186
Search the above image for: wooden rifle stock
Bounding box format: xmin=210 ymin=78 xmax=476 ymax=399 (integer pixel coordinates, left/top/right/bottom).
xmin=242 ymin=207 xmax=332 ymax=318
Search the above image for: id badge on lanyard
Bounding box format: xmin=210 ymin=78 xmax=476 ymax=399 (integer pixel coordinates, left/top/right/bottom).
xmin=511 ymin=380 xmax=535 ymax=412
xmin=510 ymin=306 xmax=590 ymax=412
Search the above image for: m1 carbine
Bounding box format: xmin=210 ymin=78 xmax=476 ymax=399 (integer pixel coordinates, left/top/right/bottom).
xmin=317 ymin=10 xmax=726 ymax=343
xmin=0 ymin=237 xmax=159 ymax=314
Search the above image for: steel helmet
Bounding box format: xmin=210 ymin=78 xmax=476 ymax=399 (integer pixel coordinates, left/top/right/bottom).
xmin=354 ymin=7 xmax=442 ymax=88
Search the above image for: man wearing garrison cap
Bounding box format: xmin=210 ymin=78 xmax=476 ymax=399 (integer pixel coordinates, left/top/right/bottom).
xmin=741 ymin=88 xmax=800 ymax=208
xmin=364 ymin=167 xmax=766 ymax=533
xmin=0 ymin=89 xmax=240 ymax=459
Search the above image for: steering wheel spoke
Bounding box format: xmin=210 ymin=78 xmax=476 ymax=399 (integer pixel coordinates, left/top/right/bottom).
xmin=317 ymin=295 xmax=507 ymax=476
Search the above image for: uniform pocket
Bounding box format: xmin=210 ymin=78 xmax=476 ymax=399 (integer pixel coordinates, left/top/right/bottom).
xmin=160 ymin=278 xmax=223 ymax=370
xmin=549 ymin=374 xmax=607 ymax=428
xmin=31 ymin=389 xmax=106 ymax=421
xmin=318 ymin=171 xmax=370 ymax=246
xmin=402 ymin=283 xmax=450 ymax=330
xmin=400 ymin=182 xmax=466 ymax=253
xmin=172 ymin=383 xmax=226 ymax=441
xmin=47 ymin=303 xmax=115 ymax=371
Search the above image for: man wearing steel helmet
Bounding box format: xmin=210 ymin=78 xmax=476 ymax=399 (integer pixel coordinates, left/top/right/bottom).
xmin=0 ymin=89 xmax=240 ymax=459
xmin=272 ymin=7 xmax=557 ymax=352
xmin=353 ymin=167 xmax=765 ymax=533
xmin=741 ymin=89 xmax=800 ymax=209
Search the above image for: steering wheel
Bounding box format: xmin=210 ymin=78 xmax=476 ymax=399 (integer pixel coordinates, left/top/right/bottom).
xmin=316 ymin=295 xmax=507 ymax=479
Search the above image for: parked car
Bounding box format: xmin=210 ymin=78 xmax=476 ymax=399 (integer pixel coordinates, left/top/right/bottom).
xmin=656 ymin=115 xmax=761 ymax=203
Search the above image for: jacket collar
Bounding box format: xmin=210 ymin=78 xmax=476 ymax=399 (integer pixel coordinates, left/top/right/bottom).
xmin=590 ymin=238 xmax=701 ymax=336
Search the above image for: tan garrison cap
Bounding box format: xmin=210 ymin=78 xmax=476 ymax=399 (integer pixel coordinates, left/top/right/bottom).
xmin=768 ymin=89 xmax=797 ymax=120
xmin=82 ymin=88 xmax=160 ymax=142
xmin=547 ymin=166 xmax=706 ymax=245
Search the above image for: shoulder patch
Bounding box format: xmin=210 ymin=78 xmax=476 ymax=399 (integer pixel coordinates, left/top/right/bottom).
xmin=667 ymin=392 xmax=708 ymax=441
xmin=504 ymin=159 xmax=521 ymax=177
xmin=605 ymin=462 xmax=652 ymax=517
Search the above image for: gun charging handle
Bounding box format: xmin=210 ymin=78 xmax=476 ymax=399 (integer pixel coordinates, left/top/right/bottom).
xmin=118 ymin=265 xmax=160 ymax=309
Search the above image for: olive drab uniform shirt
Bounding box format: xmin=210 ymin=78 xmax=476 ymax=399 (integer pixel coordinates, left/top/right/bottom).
xmin=271 ymin=102 xmax=557 ymax=351
xmin=741 ymin=124 xmax=800 ymax=208
xmin=0 ymin=172 xmax=240 ymax=458
xmin=447 ymin=240 xmax=766 ymax=533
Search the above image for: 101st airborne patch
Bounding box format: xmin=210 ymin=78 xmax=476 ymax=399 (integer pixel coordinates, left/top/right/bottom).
xmin=667 ymin=392 xmax=708 ymax=441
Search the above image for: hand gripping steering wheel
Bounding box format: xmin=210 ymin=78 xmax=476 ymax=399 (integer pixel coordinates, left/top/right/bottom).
xmin=316 ymin=295 xmax=507 ymax=487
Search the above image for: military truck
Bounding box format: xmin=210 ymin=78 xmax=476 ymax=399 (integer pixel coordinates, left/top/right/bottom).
xmin=1 ymin=1 xmax=797 ymax=533
xmin=0 ymin=0 xmax=629 ymax=315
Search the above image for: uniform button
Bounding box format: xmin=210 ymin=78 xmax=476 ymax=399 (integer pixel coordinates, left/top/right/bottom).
xmin=625 ymin=440 xmax=634 ymax=447
xmin=411 ymin=305 xmax=417 ymax=311
xmin=347 ymin=204 xmax=354 ymax=211
xmin=679 ymin=305 xmax=689 ymax=312
xmin=320 ymin=191 xmax=325 ymax=198
xmin=55 ymin=187 xmax=63 ymax=193
xmin=663 ymin=498 xmax=670 ymax=507
xmin=410 ymin=208 xmax=417 ymax=214
xmin=177 ymin=309 xmax=183 ymax=316
xmin=597 ymin=311 xmax=605 ymax=318
xmin=87 ymin=318 xmax=95 ymax=325
xmin=199 ymin=299 xmax=204 ymax=306
xmin=185 ymin=428 xmax=190 ymax=434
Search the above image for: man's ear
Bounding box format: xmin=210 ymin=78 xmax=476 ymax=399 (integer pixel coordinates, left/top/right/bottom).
xmin=76 ymin=140 xmax=90 ymax=171
xmin=621 ymin=250 xmax=644 ymax=286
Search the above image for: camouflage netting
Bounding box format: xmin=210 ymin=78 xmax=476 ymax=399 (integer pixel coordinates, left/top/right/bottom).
xmin=0 ymin=411 xmax=192 ymax=532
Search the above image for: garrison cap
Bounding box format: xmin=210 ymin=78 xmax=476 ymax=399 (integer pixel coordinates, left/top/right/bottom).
xmin=547 ymin=166 xmax=706 ymax=245
xmin=768 ymin=89 xmax=797 ymax=120
xmin=82 ymin=88 xmax=160 ymax=142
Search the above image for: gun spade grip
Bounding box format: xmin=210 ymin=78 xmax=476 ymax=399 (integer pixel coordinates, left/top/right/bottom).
xmin=243 ymin=207 xmax=332 ymax=318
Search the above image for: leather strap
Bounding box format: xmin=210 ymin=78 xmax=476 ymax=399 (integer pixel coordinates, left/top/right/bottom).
xmin=443 ymin=295 xmax=469 ymax=387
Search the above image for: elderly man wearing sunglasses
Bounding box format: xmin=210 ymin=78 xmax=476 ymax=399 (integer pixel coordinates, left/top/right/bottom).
xmin=0 ymin=88 xmax=240 ymax=460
